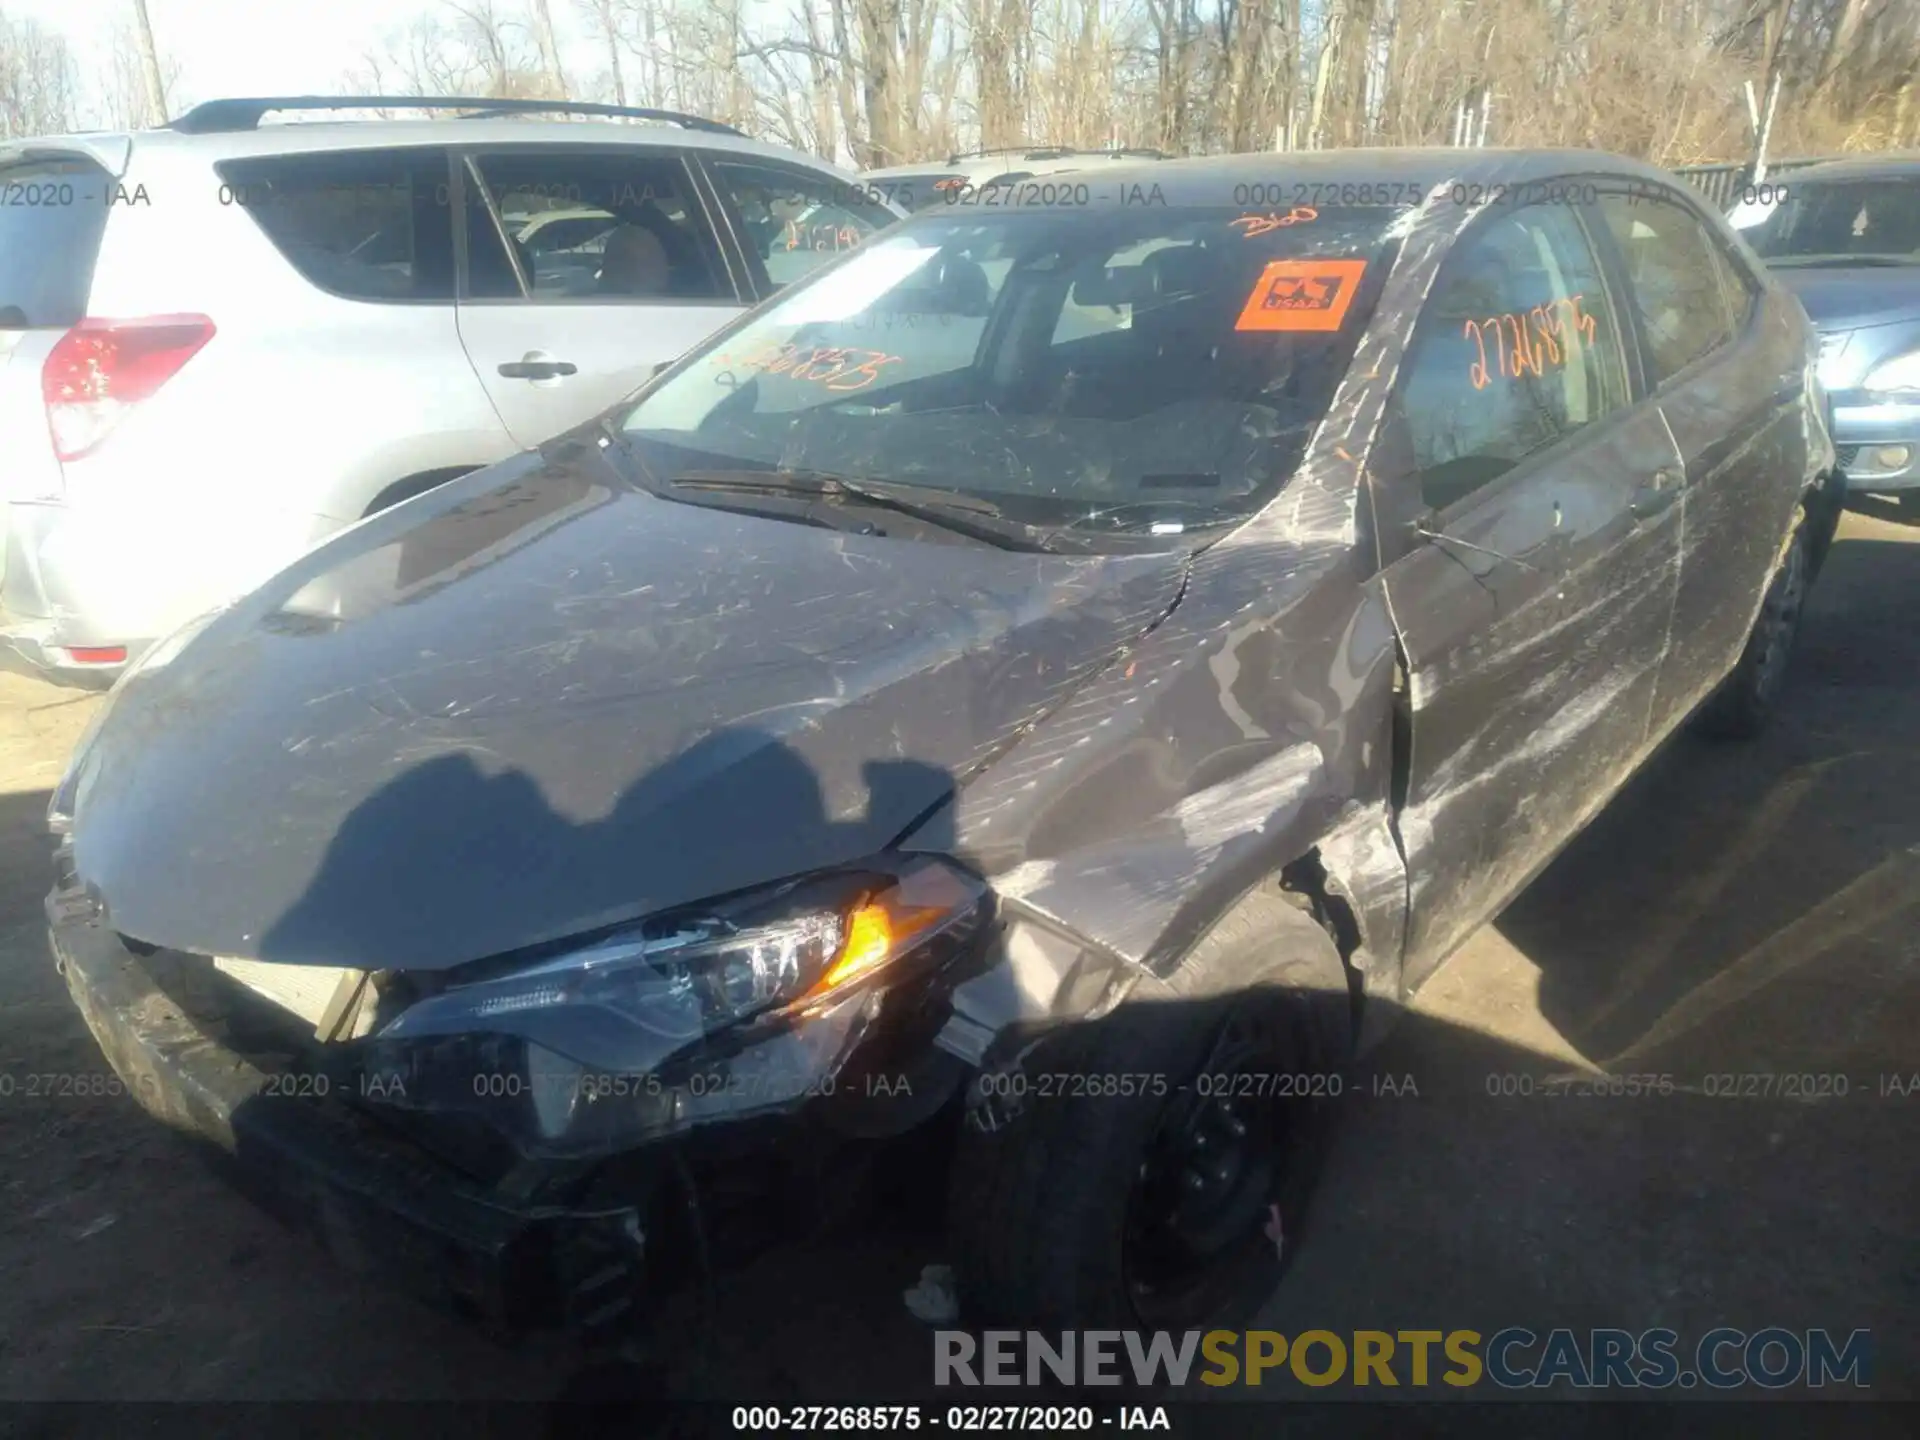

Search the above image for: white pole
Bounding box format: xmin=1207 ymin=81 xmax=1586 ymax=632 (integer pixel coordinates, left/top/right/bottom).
xmin=1754 ymin=73 xmax=1781 ymax=185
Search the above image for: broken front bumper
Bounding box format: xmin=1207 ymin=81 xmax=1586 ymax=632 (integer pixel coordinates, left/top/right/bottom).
xmin=50 ymin=909 xmax=648 ymax=1333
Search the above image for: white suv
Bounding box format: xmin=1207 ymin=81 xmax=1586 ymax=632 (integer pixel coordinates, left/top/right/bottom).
xmin=0 ymin=96 xmax=901 ymax=684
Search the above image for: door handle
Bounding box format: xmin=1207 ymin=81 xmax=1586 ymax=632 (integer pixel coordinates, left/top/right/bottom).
xmin=498 ymin=357 xmax=578 ymax=380
xmin=1630 ymin=468 xmax=1681 ymax=521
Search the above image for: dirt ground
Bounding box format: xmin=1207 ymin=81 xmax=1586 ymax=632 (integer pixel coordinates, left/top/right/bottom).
xmin=0 ymin=507 xmax=1914 ymax=1415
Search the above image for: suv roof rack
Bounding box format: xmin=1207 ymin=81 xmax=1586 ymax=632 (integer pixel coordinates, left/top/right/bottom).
xmin=942 ymin=144 xmax=1169 ymax=165
xmin=167 ymin=96 xmax=746 ymax=137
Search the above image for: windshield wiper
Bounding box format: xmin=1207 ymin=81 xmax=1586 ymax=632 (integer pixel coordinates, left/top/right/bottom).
xmin=666 ymin=469 xmax=1052 ymax=552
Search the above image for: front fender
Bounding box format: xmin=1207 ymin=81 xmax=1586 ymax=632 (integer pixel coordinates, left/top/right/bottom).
xmin=931 ymin=741 xmax=1351 ymax=1067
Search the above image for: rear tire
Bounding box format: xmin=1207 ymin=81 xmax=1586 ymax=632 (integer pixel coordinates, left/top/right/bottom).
xmin=948 ymin=886 xmax=1352 ymax=1333
xmin=1692 ymin=505 xmax=1810 ymax=741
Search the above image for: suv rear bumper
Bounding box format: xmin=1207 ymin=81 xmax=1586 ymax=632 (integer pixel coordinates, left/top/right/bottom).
xmin=3 ymin=497 xmax=340 ymax=687
xmin=2 ymin=502 xmax=153 ymax=684
xmin=0 ymin=609 xmax=132 ymax=686
xmin=50 ymin=906 xmax=648 ymax=1333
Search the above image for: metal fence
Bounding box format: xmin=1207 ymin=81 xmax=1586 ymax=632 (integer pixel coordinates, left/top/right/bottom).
xmin=1669 ymin=156 xmax=1839 ymax=211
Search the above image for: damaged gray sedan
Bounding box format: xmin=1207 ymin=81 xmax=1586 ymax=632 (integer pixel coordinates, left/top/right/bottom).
xmin=48 ymin=149 xmax=1838 ymax=1337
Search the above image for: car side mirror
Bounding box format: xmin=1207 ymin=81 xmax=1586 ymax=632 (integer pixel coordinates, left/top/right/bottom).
xmin=652 ymin=360 xmax=673 ymax=377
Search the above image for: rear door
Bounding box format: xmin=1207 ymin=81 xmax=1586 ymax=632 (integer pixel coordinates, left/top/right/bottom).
xmin=1374 ymin=193 xmax=1686 ymax=986
xmin=0 ymin=154 xmax=114 ymax=600
xmin=453 ymin=145 xmax=748 ymax=447
xmin=1592 ymin=187 xmax=1810 ymax=730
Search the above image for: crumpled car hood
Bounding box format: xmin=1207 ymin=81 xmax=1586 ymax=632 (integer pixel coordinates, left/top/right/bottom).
xmin=66 ymin=446 xmax=1186 ymax=971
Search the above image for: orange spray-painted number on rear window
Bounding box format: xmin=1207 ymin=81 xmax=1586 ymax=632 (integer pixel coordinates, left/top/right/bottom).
xmin=783 ymin=220 xmax=864 ymax=252
xmin=713 ymin=342 xmax=903 ymax=392
xmin=1463 ymin=294 xmax=1598 ymax=389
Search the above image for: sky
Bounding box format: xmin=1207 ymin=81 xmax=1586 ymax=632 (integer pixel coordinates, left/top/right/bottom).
xmin=11 ymin=0 xmax=619 ymax=122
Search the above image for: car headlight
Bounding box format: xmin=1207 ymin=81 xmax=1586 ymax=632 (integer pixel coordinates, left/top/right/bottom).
xmin=1863 ymin=348 xmax=1920 ymax=394
xmin=352 ymin=857 xmax=988 ymax=1156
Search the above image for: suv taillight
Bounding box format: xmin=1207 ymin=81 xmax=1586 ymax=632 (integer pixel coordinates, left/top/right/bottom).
xmin=42 ymin=315 xmax=215 ymax=462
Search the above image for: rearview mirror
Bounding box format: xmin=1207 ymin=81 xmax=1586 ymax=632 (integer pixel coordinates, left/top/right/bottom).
xmin=1071 ymin=268 xmax=1154 ymax=307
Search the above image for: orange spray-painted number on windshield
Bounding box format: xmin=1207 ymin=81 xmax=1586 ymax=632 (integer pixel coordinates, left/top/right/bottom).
xmin=1463 ymin=294 xmax=1598 ymax=389
xmin=713 ymin=342 xmax=903 ymax=393
xmin=1230 ymin=207 xmax=1319 ymax=238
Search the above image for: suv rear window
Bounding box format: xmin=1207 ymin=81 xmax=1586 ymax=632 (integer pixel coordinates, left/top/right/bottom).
xmin=0 ymin=158 xmax=112 ymax=328
xmin=216 ymin=149 xmax=455 ymax=303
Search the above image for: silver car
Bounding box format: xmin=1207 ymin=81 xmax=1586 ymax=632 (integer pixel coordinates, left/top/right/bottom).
xmin=0 ymin=96 xmax=901 ymax=685
xmin=1728 ymin=154 xmax=1920 ymax=514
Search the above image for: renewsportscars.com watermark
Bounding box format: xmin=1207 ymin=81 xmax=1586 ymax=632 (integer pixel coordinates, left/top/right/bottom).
xmin=934 ymin=1328 xmax=1873 ymax=1391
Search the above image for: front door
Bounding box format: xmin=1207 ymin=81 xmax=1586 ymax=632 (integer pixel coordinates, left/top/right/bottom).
xmin=1375 ymin=195 xmax=1686 ymax=987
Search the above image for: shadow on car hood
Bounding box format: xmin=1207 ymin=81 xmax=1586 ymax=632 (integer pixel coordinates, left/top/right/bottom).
xmin=67 ymin=445 xmax=1188 ymax=971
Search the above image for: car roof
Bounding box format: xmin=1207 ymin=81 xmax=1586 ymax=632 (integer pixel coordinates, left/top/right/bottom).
xmin=1777 ymin=152 xmax=1920 ymax=183
xmin=886 ymin=147 xmax=1684 ymax=208
xmin=12 ymin=117 xmax=854 ymax=175
xmin=864 ymin=149 xmax=1166 ymax=180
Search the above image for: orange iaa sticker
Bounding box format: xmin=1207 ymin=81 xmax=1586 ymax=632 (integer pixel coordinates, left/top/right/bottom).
xmin=1235 ymin=258 xmax=1368 ymax=333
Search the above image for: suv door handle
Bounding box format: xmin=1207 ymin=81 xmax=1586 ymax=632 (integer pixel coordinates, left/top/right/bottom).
xmin=498 ymin=356 xmax=578 ymax=380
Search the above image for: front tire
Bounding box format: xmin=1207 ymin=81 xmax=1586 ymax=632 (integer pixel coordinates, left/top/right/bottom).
xmin=948 ymin=887 xmax=1352 ymax=1332
xmin=1692 ymin=505 xmax=1811 ymax=741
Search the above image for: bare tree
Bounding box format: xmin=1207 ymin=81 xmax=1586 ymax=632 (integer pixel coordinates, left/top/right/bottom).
xmin=129 ymin=0 xmax=169 ymax=124
xmin=969 ymin=0 xmax=1027 ymax=146
xmin=576 ymin=0 xmax=627 ymax=105
xmin=97 ymin=15 xmax=183 ymax=130
xmin=332 ymin=0 xmax=1920 ymax=170
xmin=347 ymin=0 xmax=562 ymax=103
xmin=0 ymin=10 xmax=79 ymax=138
xmin=529 ymin=0 xmax=571 ymax=95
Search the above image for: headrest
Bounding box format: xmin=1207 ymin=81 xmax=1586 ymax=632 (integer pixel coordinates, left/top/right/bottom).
xmin=1070 ymin=244 xmax=1214 ymax=307
xmin=598 ymin=225 xmax=671 ymax=295
xmin=1143 ymin=244 xmax=1214 ymax=299
xmin=889 ymin=252 xmax=992 ymax=315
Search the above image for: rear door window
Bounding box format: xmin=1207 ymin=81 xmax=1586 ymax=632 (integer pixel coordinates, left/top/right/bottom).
xmin=0 ymin=158 xmax=112 ymax=328
xmin=706 ymin=159 xmax=898 ymax=293
xmin=461 ymin=148 xmax=732 ymax=303
xmin=216 ymin=148 xmax=455 ymax=303
xmin=1596 ymin=193 xmax=1742 ymax=383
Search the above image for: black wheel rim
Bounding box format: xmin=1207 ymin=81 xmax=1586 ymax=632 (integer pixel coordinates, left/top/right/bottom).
xmin=1121 ymin=1013 xmax=1295 ymax=1328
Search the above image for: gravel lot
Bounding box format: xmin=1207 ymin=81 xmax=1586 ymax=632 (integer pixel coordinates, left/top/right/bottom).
xmin=0 ymin=507 xmax=1914 ymax=1414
